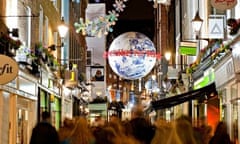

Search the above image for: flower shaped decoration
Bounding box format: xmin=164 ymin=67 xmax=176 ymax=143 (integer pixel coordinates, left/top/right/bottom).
xmin=113 ymin=0 xmax=127 ymax=12
xmin=74 ymin=0 xmax=128 ymax=37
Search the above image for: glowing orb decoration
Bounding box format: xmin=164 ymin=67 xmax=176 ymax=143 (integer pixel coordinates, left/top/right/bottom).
xmin=108 ymin=32 xmax=156 ymax=80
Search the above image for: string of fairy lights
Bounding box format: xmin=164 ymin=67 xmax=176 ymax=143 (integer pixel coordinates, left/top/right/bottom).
xmin=74 ymin=0 xmax=170 ymax=37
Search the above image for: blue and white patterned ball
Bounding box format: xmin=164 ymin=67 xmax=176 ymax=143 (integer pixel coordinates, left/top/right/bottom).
xmin=108 ymin=32 xmax=156 ymax=80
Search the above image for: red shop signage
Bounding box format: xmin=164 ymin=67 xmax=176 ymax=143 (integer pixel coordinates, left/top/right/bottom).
xmin=211 ymin=0 xmax=237 ymax=10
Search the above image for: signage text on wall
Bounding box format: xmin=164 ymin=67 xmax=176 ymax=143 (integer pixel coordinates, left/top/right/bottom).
xmin=211 ymin=0 xmax=237 ymax=10
xmin=0 ymin=55 xmax=19 ymax=85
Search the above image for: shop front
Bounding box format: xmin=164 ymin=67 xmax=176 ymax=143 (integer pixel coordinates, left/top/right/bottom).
xmin=229 ymin=42 xmax=240 ymax=143
xmin=38 ymin=69 xmax=62 ymax=129
xmin=214 ymin=51 xmax=240 ymax=141
xmin=88 ymin=103 xmax=107 ymax=125
xmin=0 ymin=70 xmax=38 ymax=144
xmin=38 ymin=82 xmax=61 ymax=129
xmin=193 ymin=68 xmax=219 ymax=129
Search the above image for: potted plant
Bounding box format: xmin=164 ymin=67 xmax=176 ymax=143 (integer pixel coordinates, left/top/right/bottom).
xmin=16 ymin=46 xmax=33 ymax=65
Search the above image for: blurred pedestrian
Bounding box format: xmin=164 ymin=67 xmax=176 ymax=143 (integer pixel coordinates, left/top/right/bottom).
xmin=128 ymin=104 xmax=155 ymax=144
xmin=30 ymin=111 xmax=59 ymax=144
xmin=209 ymin=121 xmax=231 ymax=144
xmin=68 ymin=117 xmax=95 ymax=144
xmin=174 ymin=118 xmax=197 ymax=144
xmin=151 ymin=119 xmax=181 ymax=144
xmin=58 ymin=118 xmax=75 ymax=144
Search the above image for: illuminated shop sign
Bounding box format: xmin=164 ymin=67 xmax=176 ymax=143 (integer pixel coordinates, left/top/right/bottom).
xmin=64 ymin=70 xmax=78 ymax=87
xmin=0 ymin=55 xmax=19 ymax=84
xmin=179 ymin=42 xmax=197 ymax=56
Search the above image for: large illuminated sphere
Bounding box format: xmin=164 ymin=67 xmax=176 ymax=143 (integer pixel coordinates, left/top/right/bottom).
xmin=108 ymin=32 xmax=156 ymax=80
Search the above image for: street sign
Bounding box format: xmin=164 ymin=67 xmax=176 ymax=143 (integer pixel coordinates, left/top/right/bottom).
xmin=209 ymin=15 xmax=225 ymax=39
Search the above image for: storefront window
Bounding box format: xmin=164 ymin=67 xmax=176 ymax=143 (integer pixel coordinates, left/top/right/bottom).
xmin=19 ymin=77 xmax=36 ymax=96
xmin=231 ymin=83 xmax=239 ymax=143
xmin=231 ymin=84 xmax=238 ymax=100
xmin=50 ymin=97 xmax=61 ymax=129
xmin=40 ymin=90 xmax=49 ymax=121
xmin=17 ymin=109 xmax=28 ymax=144
xmin=220 ymin=89 xmax=227 ymax=121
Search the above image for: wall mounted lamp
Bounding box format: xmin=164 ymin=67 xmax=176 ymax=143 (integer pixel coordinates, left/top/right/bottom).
xmin=48 ymin=17 xmax=68 ymax=51
xmin=0 ymin=14 xmax=39 ymax=37
xmin=58 ymin=17 xmax=68 ymax=40
xmin=191 ymin=0 xmax=203 ymax=39
xmin=8 ymin=28 xmax=19 ymax=37
xmin=192 ymin=11 xmax=203 ymax=35
xmin=48 ymin=44 xmax=58 ymax=51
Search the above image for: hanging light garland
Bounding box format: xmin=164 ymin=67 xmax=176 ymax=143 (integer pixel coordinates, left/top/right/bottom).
xmin=74 ymin=0 xmax=171 ymax=37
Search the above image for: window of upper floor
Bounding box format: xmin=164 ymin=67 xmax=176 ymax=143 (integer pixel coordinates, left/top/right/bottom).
xmin=51 ymin=0 xmax=60 ymax=11
xmin=39 ymin=5 xmax=44 ymax=42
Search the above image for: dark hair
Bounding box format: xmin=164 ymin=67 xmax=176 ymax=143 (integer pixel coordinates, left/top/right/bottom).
xmin=42 ymin=111 xmax=50 ymax=120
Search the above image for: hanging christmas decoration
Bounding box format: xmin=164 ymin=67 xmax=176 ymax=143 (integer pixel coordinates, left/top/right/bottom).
xmin=74 ymin=0 xmax=171 ymax=37
xmin=74 ymin=0 xmax=127 ymax=37
xmin=227 ymin=18 xmax=240 ymax=36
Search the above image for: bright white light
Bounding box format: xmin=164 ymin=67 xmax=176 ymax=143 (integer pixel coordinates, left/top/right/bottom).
xmin=63 ymin=86 xmax=71 ymax=96
xmin=165 ymin=52 xmax=171 ymax=61
xmin=96 ymin=91 xmax=102 ymax=96
xmin=58 ymin=18 xmax=68 ymax=38
xmin=129 ymin=103 xmax=134 ymax=109
xmin=151 ymin=74 xmax=156 ymax=80
xmin=107 ymin=85 xmax=112 ymax=90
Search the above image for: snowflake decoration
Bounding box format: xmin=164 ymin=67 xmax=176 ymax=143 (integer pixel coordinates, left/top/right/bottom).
xmin=74 ymin=0 xmax=171 ymax=37
xmin=74 ymin=0 xmax=128 ymax=37
xmin=113 ymin=0 xmax=127 ymax=12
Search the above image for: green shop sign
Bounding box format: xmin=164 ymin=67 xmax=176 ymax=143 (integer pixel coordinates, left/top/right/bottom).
xmin=179 ymin=42 xmax=197 ymax=56
xmin=194 ymin=70 xmax=215 ymax=90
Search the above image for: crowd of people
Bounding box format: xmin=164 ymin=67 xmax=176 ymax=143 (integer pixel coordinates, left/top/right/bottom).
xmin=30 ymin=106 xmax=233 ymax=144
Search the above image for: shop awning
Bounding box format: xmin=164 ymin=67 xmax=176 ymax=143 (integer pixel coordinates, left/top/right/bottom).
xmin=151 ymin=82 xmax=217 ymax=110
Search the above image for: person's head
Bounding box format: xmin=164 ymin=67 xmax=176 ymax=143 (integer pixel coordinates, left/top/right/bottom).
xmin=131 ymin=104 xmax=144 ymax=119
xmin=174 ymin=118 xmax=197 ymax=144
xmin=214 ymin=121 xmax=228 ymax=135
xmin=96 ymin=70 xmax=102 ymax=76
xmin=42 ymin=111 xmax=50 ymax=122
xmin=70 ymin=117 xmax=95 ymax=144
xmin=151 ymin=119 xmax=174 ymax=144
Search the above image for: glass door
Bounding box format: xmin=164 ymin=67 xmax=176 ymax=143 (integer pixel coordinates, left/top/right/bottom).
xmin=17 ymin=108 xmax=28 ymax=144
xmin=231 ymin=103 xmax=239 ymax=144
xmin=231 ymin=83 xmax=239 ymax=143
